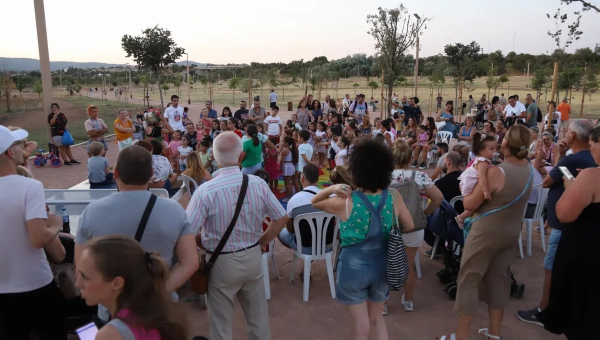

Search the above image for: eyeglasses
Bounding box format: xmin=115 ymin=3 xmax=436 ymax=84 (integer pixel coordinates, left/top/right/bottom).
xmin=10 ymin=141 xmax=26 ymax=149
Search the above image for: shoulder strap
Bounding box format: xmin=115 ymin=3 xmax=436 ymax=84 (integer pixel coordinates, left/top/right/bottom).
xmin=302 ymin=189 xmax=317 ymax=195
xmin=470 ymin=166 xmax=533 ymax=224
xmin=135 ymin=194 xmax=157 ymax=242
xmin=107 ymin=319 xmax=136 ymax=340
xmin=206 ymin=174 xmax=249 ymax=269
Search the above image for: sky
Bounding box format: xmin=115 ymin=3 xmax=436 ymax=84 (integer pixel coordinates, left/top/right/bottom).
xmin=1 ymin=0 xmax=599 ymax=65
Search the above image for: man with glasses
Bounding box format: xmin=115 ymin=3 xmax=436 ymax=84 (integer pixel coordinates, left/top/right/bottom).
xmin=0 ymin=125 xmax=66 ymax=339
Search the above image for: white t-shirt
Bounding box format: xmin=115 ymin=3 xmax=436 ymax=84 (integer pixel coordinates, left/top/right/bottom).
xmin=335 ymin=148 xmax=348 ymax=166
xmin=286 ymin=186 xmax=321 ymax=218
xmin=177 ymin=145 xmax=193 ymax=166
xmin=503 ymin=101 xmax=527 ymax=122
xmin=322 ymin=101 xmax=330 ymax=113
xmin=0 ymin=175 xmax=54 ymax=293
xmin=297 ymin=143 xmax=314 ymax=172
xmin=265 ymin=115 xmax=282 ymax=136
xmin=544 ymin=111 xmax=562 ymax=134
xmin=269 ymin=92 xmax=277 ymax=103
xmin=342 ymin=98 xmax=350 ymax=109
xmin=164 ymin=106 xmax=185 ymax=132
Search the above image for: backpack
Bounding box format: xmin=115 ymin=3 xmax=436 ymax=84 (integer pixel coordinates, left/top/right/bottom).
xmin=537 ymin=107 xmax=543 ymax=122
xmin=390 ymin=171 xmax=427 ymax=233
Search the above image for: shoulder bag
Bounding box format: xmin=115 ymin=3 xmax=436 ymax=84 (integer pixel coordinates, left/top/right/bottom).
xmin=463 ymin=166 xmax=533 ymax=242
xmin=191 ymin=174 xmax=249 ymax=295
xmin=387 ymin=189 xmax=409 ymax=290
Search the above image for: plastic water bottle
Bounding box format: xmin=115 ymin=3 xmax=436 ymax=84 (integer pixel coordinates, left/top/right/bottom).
xmin=61 ymin=207 xmax=70 ymax=234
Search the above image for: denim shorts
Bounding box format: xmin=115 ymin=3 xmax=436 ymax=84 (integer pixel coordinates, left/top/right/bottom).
xmin=278 ymin=229 xmax=332 ymax=255
xmin=335 ymin=247 xmax=388 ymax=305
xmin=87 ymin=139 xmax=109 ymax=151
xmin=543 ymin=229 xmax=562 ymax=271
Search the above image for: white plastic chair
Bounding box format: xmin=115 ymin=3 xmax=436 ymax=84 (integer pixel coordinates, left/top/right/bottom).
xmin=518 ymin=185 xmax=548 ymax=257
xmin=289 ymin=212 xmax=339 ymax=302
xmin=431 ymin=196 xmax=463 ymax=259
xmin=426 ymin=131 xmax=453 ymax=168
xmin=262 ymin=239 xmax=279 ymax=300
xmin=180 ymin=174 xmax=199 ymax=199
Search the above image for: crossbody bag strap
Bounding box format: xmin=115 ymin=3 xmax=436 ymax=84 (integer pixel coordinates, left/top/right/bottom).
xmin=135 ymin=194 xmax=157 ymax=242
xmin=302 ymin=189 xmax=318 ymax=195
xmin=206 ymin=174 xmax=249 ymax=269
xmin=470 ymin=166 xmax=533 ymax=224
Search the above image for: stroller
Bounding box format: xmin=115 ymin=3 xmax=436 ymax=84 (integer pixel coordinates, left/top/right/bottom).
xmin=474 ymin=109 xmax=487 ymax=130
xmin=430 ymin=201 xmax=525 ymax=300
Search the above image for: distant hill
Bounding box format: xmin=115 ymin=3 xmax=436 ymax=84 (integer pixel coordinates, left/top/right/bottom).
xmin=0 ymin=57 xmax=208 ymax=72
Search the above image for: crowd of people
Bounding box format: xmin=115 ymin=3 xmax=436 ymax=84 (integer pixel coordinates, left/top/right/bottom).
xmin=1 ymin=88 xmax=598 ymax=340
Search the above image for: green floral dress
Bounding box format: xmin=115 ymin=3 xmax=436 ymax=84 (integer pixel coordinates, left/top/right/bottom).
xmin=340 ymin=191 xmax=394 ymax=247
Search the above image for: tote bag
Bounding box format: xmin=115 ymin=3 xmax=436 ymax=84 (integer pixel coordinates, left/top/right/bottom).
xmin=62 ymin=130 xmax=74 ymax=146
xmin=386 ymin=190 xmax=409 ymax=290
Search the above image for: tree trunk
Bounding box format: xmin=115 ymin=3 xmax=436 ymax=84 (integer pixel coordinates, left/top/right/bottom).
xmin=5 ymin=94 xmax=10 ymax=112
xmin=157 ymin=74 xmax=165 ymax=110
xmin=232 ymin=89 xmax=235 ymax=103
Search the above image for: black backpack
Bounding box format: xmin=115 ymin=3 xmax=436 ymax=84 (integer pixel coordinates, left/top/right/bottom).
xmin=537 ymin=107 xmax=543 ymax=122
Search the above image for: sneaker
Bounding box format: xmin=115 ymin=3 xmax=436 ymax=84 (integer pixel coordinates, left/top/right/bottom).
xmin=63 ymin=161 xmax=72 ymax=166
xmin=401 ymin=294 xmax=414 ymax=312
xmin=382 ymin=303 xmax=388 ymax=316
xmin=411 ymin=161 xmax=418 ymax=168
xmin=419 ymin=162 xmax=426 ymax=169
xmin=70 ymin=160 xmax=81 ymax=164
xmin=516 ymin=308 xmax=543 ymax=327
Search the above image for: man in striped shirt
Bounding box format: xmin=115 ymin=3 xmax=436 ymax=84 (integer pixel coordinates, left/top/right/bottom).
xmin=187 ymin=131 xmax=288 ymax=340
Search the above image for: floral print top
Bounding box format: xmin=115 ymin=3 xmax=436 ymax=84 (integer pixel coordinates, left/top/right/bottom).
xmin=391 ymin=169 xmax=433 ymax=197
xmin=151 ymin=155 xmax=173 ymax=181
xmin=339 ymin=192 xmax=394 ymax=247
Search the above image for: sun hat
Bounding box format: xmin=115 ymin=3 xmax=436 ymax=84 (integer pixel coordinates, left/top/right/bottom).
xmin=0 ymin=125 xmax=28 ymax=154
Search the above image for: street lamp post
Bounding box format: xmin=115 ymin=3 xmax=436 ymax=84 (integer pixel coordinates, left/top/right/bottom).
xmin=413 ymin=13 xmax=421 ymax=98
xmin=33 ymin=0 xmax=54 ymax=144
xmin=185 ymin=53 xmax=190 ymax=104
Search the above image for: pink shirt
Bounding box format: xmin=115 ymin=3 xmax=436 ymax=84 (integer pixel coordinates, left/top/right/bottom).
xmin=168 ymin=140 xmax=181 ymax=156
xmin=115 ymin=309 xmax=160 ymax=340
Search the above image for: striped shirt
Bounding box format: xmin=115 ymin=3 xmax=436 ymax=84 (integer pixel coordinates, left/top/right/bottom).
xmin=186 ymin=166 xmax=286 ymax=252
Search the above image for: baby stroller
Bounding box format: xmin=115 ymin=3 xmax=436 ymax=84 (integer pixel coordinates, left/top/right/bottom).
xmin=430 ymin=201 xmax=525 ymax=300
xmin=474 ymin=109 xmax=487 ymax=130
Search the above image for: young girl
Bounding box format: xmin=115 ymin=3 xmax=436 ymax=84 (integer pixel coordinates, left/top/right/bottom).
xmin=197 ymin=139 xmax=213 ymax=171
xmin=314 ymin=121 xmax=328 ymax=168
xmin=219 ymin=120 xmax=228 ymax=134
xmin=177 ymin=135 xmax=193 ymax=172
xmin=264 ymin=137 xmax=280 ymax=191
xmin=335 ymin=136 xmax=350 ymax=167
xmin=372 ymin=117 xmax=382 ymax=138
xmin=210 ymin=120 xmax=220 ymax=140
xmin=196 ymin=120 xmax=206 ymax=141
xmin=307 ymin=121 xmax=317 ymax=153
xmin=281 ymin=136 xmax=299 ymax=202
xmin=417 ymin=125 xmax=429 ymax=147
xmin=168 ymin=130 xmax=182 ymax=170
xmin=455 ymin=132 xmax=497 ymax=227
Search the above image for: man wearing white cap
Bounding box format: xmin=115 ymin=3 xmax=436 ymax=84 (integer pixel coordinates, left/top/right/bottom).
xmin=0 ymin=125 xmax=67 ymax=339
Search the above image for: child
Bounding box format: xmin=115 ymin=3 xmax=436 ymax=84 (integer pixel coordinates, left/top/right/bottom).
xmin=307 ymin=122 xmax=317 ymax=153
xmin=264 ymin=137 xmax=280 ymax=191
xmin=297 ymin=129 xmax=314 ymax=189
xmin=265 ymin=106 xmax=283 ymax=139
xmin=87 ymin=141 xmax=114 ymax=189
xmin=281 ymin=136 xmax=299 ymax=202
xmin=196 ymin=120 xmax=206 ymax=141
xmin=168 ymin=130 xmax=182 ymax=170
xmin=417 ymin=125 xmax=429 ymax=147
xmin=177 ymin=135 xmax=193 ymax=172
xmin=314 ymin=121 xmax=328 ymax=168
xmin=210 ymin=120 xmax=220 ymax=140
xmin=335 ymin=136 xmax=350 ymax=167
xmin=219 ymin=120 xmax=228 ymax=134
xmin=197 ymin=139 xmax=213 ymax=171
xmin=455 ymin=132 xmax=498 ymax=227
xmin=228 ymin=117 xmax=243 ymax=138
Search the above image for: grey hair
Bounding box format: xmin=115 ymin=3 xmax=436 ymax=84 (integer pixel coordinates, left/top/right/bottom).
xmin=569 ymin=120 xmax=594 ymax=142
xmin=213 ymin=131 xmax=242 ymax=167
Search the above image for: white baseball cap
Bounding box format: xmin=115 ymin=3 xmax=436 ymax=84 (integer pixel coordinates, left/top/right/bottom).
xmin=0 ymin=125 xmax=29 ymax=154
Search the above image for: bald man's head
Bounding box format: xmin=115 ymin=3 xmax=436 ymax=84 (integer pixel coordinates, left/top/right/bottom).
xmin=213 ymin=131 xmax=242 ymax=167
xmin=115 ymin=145 xmax=153 ymax=185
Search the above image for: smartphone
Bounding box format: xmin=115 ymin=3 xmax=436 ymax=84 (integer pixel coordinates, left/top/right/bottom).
xmin=559 ymin=166 xmax=575 ymax=180
xmin=76 ymin=322 xmax=99 ymax=340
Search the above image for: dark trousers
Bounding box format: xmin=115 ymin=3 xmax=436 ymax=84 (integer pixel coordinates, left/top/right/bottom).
xmin=89 ymin=173 xmax=115 ymax=189
xmin=0 ymin=281 xmax=66 ymax=340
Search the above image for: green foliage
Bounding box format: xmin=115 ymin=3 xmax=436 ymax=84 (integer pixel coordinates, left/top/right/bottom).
xmin=133 ymin=77 xmax=140 ymax=86
xmin=121 ymin=26 xmax=185 ymax=74
xmin=584 ymin=73 xmax=599 ymax=98
xmin=498 ymin=75 xmax=509 ymax=84
xmin=368 ymin=81 xmax=379 ymax=90
xmin=309 ymin=77 xmax=318 ymax=91
xmin=486 ymin=67 xmax=498 ymax=92
xmin=445 ymin=42 xmax=482 ymax=84
xmin=558 ymin=67 xmax=584 ymax=91
xmin=16 ymin=79 xmax=27 ymax=95
xmin=229 ymin=77 xmax=240 ymax=90
xmin=531 ymin=69 xmax=550 ymax=93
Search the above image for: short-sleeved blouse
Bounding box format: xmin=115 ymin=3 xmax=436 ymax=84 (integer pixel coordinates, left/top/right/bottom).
xmin=339 ymin=191 xmax=394 ymax=247
xmin=391 ymin=169 xmax=433 ymax=197
xmin=151 ymin=155 xmax=173 ymax=181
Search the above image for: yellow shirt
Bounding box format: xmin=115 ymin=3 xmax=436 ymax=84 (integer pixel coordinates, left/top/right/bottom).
xmin=113 ymin=119 xmax=133 ymax=141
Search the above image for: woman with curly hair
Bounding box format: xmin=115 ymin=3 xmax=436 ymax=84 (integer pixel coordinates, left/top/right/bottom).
xmin=312 ymin=139 xmax=414 ymax=340
xmin=145 ymin=108 xmax=174 ymax=145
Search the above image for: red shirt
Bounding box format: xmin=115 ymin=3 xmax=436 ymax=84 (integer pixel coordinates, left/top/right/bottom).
xmin=233 ymin=129 xmax=243 ymax=138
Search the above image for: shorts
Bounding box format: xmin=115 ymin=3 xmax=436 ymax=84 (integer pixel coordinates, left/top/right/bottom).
xmin=270 ymin=102 xmax=277 ymax=108
xmin=87 ymin=139 xmax=109 ymax=152
xmin=560 ymin=119 xmax=569 ymax=128
xmin=241 ymin=163 xmax=262 ymax=175
xmin=543 ymin=229 xmax=562 ymax=271
xmin=336 ymin=247 xmax=388 ymax=304
xmin=402 ymin=229 xmax=424 ymax=248
xmin=283 ymin=163 xmax=295 ymax=177
xmin=52 ymin=135 xmax=64 ymax=147
xmin=278 ymin=229 xmax=333 ymax=255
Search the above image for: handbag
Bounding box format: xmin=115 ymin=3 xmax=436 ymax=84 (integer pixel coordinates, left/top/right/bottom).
xmin=62 ymin=130 xmax=74 ymax=146
xmin=117 ymin=137 xmax=134 ymax=150
xmin=387 ymin=189 xmax=409 ymax=290
xmin=463 ymin=166 xmax=533 ymax=242
xmin=190 ymin=174 xmax=249 ymax=295
xmin=390 ymin=171 xmax=428 ymax=233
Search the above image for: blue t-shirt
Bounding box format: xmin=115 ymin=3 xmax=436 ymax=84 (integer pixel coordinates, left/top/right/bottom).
xmin=87 ymin=156 xmax=108 ymax=183
xmin=207 ymin=109 xmax=218 ymax=119
xmin=546 ymin=149 xmax=597 ymax=230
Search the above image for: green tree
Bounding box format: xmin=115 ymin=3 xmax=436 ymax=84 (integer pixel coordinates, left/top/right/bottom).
xmin=133 ymin=77 xmax=140 ymax=86
xmin=309 ymin=77 xmax=318 ymax=92
xmin=199 ymin=76 xmax=208 ymax=93
xmin=368 ymin=80 xmax=379 ymax=98
xmin=173 ymin=80 xmax=181 ymax=95
xmin=584 ymin=73 xmax=599 ymax=100
xmin=485 ymin=67 xmax=498 ymax=98
xmin=445 ymin=42 xmax=482 ymax=109
xmin=161 ymin=84 xmax=169 ymax=97
xmin=121 ymin=25 xmax=185 ymax=110
xmin=558 ymin=67 xmax=584 ymax=100
xmin=498 ymin=75 xmax=509 ymax=89
xmin=229 ymin=77 xmax=240 ymax=103
xmin=1 ymin=73 xmax=14 ymax=112
xmin=367 ymin=5 xmax=428 ymax=114
xmin=16 ymin=78 xmax=27 ymax=98
xmin=353 ymin=83 xmax=359 ymax=95
xmin=531 ymin=69 xmax=550 ymax=103
xmin=34 ymin=80 xmax=43 ymax=103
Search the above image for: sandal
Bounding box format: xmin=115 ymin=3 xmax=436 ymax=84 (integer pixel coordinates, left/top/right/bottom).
xmin=477 ymin=328 xmax=501 ymax=339
xmin=438 ymin=334 xmax=468 ymax=340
